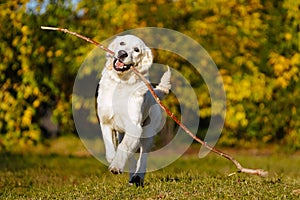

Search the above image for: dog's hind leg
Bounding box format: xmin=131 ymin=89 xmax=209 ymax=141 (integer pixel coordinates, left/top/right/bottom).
xmin=128 ymin=155 xmax=138 ymax=183
xmin=118 ymin=132 xmax=138 ymax=180
xmin=130 ymin=105 xmax=164 ymax=186
xmin=128 ymin=136 xmax=153 ymax=187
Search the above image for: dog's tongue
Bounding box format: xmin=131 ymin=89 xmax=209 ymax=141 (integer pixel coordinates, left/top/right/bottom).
xmin=115 ymin=60 xmax=124 ymax=68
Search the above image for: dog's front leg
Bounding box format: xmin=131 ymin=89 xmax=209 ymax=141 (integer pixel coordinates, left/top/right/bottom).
xmin=100 ymin=123 xmax=116 ymax=164
xmin=109 ymin=125 xmax=142 ymax=174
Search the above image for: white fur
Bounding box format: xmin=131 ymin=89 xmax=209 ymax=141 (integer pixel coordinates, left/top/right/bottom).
xmin=97 ymin=35 xmax=171 ymax=185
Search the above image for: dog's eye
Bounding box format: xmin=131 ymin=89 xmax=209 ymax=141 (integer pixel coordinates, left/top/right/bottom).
xmin=134 ymin=47 xmax=140 ymax=52
xmin=120 ymin=42 xmax=126 ymax=46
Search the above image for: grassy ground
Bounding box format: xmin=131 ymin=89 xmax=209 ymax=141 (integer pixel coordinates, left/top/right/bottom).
xmin=1 ymin=137 xmax=300 ymax=199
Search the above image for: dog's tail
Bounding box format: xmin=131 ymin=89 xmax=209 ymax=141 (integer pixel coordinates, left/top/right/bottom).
xmin=154 ymin=67 xmax=171 ymax=100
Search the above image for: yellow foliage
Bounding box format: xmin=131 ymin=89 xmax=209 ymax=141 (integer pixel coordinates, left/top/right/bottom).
xmin=38 ymin=46 xmax=45 ymax=53
xmin=33 ymin=87 xmax=40 ymax=96
xmin=22 ymin=108 xmax=33 ymax=126
xmin=23 ymin=86 xmax=32 ymax=99
xmin=276 ymin=77 xmax=288 ymax=88
xmin=33 ymin=100 xmax=40 ymax=108
xmin=20 ymin=45 xmax=27 ymax=55
xmin=225 ymin=103 xmax=249 ymax=129
xmin=285 ymin=32 xmax=292 ymax=41
xmin=12 ymin=37 xmax=20 ymax=47
xmin=24 ymin=130 xmax=41 ymax=141
xmin=21 ymin=35 xmax=28 ymax=43
xmin=55 ymin=49 xmax=63 ymax=57
xmin=200 ymin=107 xmax=211 ymax=118
xmin=292 ymin=106 xmax=296 ymax=115
xmin=269 ymin=51 xmax=300 ymax=88
xmin=46 ymin=50 xmax=53 ymax=58
xmin=262 ymin=135 xmax=272 ymax=143
xmin=291 ymin=53 xmax=300 ymax=65
xmin=273 ymin=63 xmax=285 ymax=76
xmin=20 ymin=58 xmax=30 ymax=74
xmin=21 ymin=25 xmax=29 ymax=35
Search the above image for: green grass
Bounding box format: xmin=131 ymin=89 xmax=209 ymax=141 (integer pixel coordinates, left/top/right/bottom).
xmin=1 ymin=139 xmax=300 ymax=199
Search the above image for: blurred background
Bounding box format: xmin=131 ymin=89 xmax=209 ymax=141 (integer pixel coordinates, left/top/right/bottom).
xmin=0 ymin=0 xmax=299 ymax=152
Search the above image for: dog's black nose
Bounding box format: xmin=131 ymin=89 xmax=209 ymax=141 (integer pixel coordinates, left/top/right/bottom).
xmin=117 ymin=50 xmax=128 ymax=59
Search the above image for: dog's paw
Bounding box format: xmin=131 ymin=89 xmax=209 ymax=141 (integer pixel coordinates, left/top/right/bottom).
xmin=109 ymin=160 xmax=123 ymax=174
xmin=129 ymin=175 xmax=144 ymax=187
xmin=109 ymin=167 xmax=122 ymax=175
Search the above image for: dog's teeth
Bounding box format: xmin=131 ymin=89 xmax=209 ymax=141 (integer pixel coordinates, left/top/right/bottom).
xmin=116 ymin=60 xmax=124 ymax=68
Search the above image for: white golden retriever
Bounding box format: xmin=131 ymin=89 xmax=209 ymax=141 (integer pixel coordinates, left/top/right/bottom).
xmin=97 ymin=35 xmax=171 ymax=186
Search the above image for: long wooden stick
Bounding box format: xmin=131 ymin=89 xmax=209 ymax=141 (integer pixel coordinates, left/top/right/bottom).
xmin=41 ymin=26 xmax=115 ymax=55
xmin=41 ymin=26 xmax=268 ymax=177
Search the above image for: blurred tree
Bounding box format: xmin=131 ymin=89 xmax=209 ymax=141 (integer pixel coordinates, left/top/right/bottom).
xmin=0 ymin=0 xmax=299 ymax=151
xmin=0 ymin=0 xmax=43 ymax=150
xmin=0 ymin=0 xmax=80 ymax=150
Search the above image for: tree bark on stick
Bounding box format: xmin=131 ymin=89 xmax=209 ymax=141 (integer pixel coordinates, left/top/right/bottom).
xmin=41 ymin=26 xmax=268 ymax=177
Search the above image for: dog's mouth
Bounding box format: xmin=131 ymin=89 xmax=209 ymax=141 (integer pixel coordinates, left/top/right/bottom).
xmin=113 ymin=58 xmax=134 ymax=72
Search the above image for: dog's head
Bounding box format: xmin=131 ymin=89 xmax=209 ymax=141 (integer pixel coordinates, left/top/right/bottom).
xmin=105 ymin=35 xmax=153 ymax=79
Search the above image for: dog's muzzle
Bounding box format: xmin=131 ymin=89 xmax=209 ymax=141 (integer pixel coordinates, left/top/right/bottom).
xmin=113 ymin=50 xmax=134 ymax=72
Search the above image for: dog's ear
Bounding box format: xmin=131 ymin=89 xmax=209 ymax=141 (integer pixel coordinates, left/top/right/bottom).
xmin=141 ymin=46 xmax=153 ymax=69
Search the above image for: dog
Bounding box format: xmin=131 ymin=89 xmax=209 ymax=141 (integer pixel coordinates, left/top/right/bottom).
xmin=97 ymin=35 xmax=171 ymax=186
